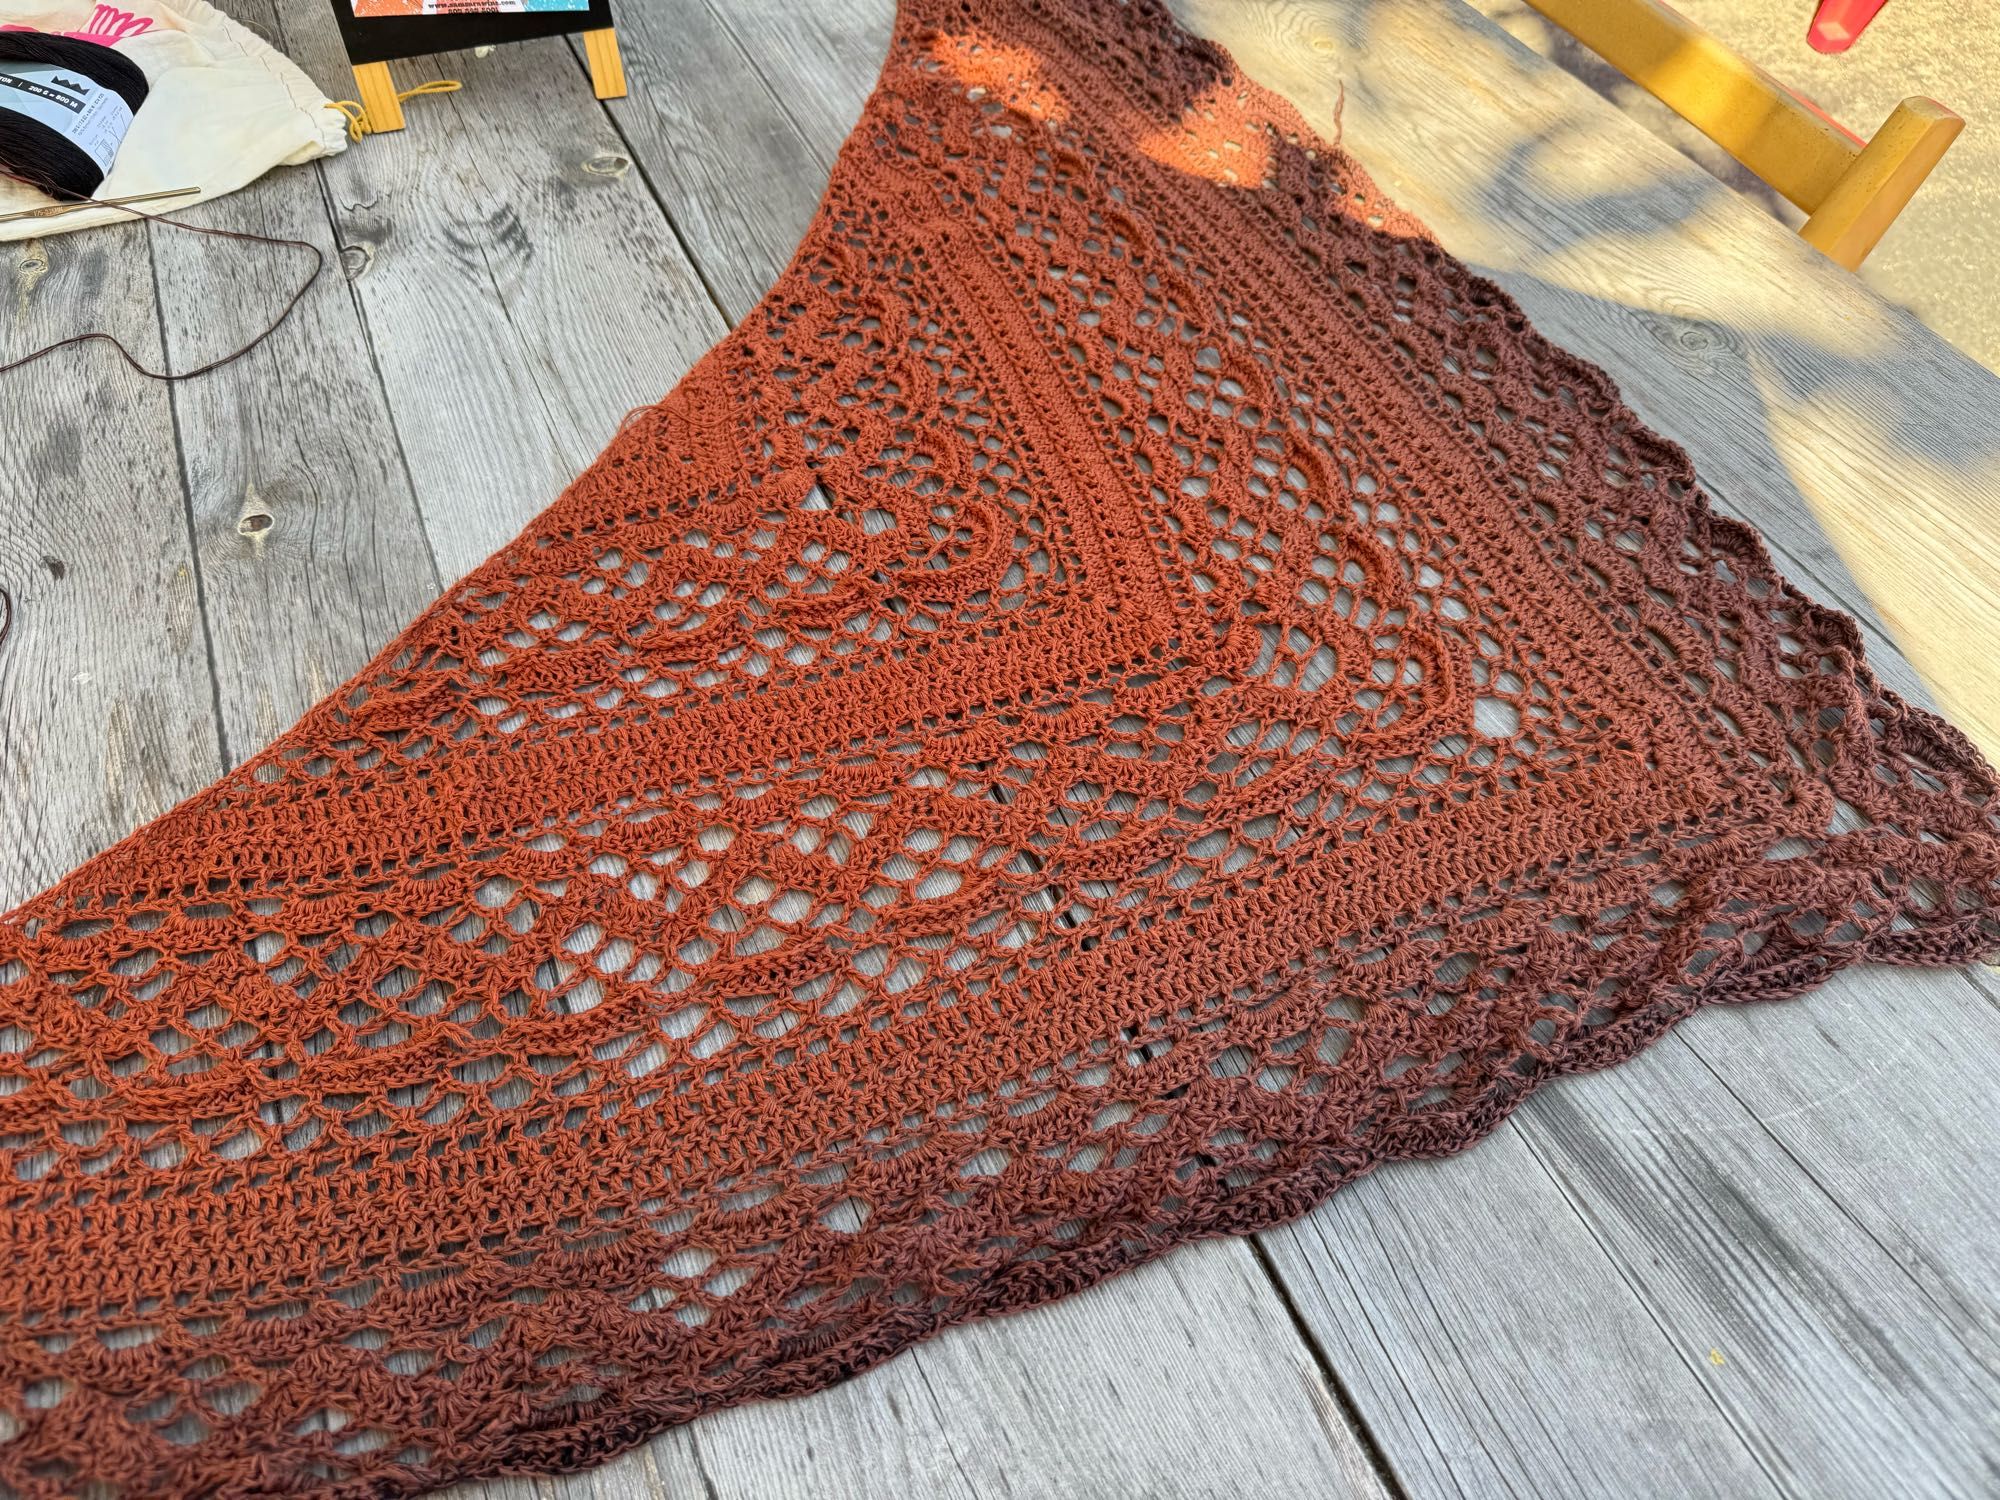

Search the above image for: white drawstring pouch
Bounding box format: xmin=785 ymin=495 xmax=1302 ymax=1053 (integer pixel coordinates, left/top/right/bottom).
xmin=0 ymin=0 xmax=346 ymax=239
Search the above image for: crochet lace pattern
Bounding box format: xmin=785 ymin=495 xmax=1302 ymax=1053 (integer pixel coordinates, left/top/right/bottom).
xmin=4 ymin=0 xmax=1998 ymax=1493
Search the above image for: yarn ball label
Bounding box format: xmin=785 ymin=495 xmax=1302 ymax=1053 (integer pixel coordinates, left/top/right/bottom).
xmin=0 ymin=62 xmax=135 ymax=176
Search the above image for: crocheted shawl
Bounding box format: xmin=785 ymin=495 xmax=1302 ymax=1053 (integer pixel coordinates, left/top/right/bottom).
xmin=4 ymin=0 xmax=1997 ymax=1493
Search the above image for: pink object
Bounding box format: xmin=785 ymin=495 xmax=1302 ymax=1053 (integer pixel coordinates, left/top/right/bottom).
xmin=1810 ymin=0 xmax=1890 ymax=52
xmin=0 ymin=8 xmax=152 ymax=42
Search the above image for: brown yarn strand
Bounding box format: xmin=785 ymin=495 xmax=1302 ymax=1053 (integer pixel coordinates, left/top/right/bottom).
xmin=0 ymin=180 xmax=323 ymax=382
xmin=0 ymin=0 xmax=1996 ymax=1496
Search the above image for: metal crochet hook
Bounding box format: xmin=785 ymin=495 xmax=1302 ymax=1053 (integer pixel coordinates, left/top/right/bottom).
xmin=0 ymin=186 xmax=201 ymax=225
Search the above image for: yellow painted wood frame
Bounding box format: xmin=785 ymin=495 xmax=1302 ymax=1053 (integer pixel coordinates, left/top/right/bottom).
xmin=351 ymin=28 xmax=625 ymax=136
xmin=351 ymin=61 xmax=405 ymax=136
xmin=583 ymin=27 xmax=627 ymax=100
xmin=1522 ymin=0 xmax=1961 ymax=269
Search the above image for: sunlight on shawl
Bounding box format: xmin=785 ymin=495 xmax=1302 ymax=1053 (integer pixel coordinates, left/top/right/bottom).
xmin=930 ymin=32 xmax=1070 ymax=124
xmin=1131 ymin=85 xmax=1280 ymax=189
xmin=1175 ymin=0 xmax=2000 ymax=764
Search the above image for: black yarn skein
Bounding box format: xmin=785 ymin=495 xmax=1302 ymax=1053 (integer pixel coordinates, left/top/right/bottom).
xmin=0 ymin=29 xmax=322 ymax=386
xmin=0 ymin=32 xmax=149 ymax=201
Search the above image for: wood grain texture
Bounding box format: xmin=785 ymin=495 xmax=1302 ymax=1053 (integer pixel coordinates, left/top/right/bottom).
xmin=577 ymin=0 xmax=833 ymax=322
xmin=0 ymin=228 xmax=221 ymax=906
xmin=701 ymin=0 xmax=892 ymax=172
xmin=151 ymin=0 xmax=442 ymax=769
xmin=1518 ymin=1039 xmax=2000 ymax=1496
xmin=274 ymin=0 xmax=725 ymax=579
xmin=1665 ymin=972 xmax=2000 ymax=1359
xmin=1262 ymin=1129 xmax=1786 ymax=1500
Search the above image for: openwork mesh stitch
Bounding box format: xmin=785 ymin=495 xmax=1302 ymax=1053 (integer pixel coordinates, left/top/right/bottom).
xmin=2 ymin=0 xmax=1997 ymax=1493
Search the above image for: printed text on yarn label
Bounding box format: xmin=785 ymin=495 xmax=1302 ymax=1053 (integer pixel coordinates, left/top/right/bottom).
xmin=0 ymin=62 xmax=134 ymax=175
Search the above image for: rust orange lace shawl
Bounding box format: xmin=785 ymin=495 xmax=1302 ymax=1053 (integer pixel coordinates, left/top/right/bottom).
xmin=4 ymin=0 xmax=1998 ymax=1493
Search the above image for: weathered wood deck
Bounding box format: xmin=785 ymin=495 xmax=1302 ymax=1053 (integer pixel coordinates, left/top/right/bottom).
xmin=2 ymin=1 xmax=1996 ymax=1495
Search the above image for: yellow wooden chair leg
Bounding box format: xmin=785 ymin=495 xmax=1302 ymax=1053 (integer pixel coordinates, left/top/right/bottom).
xmin=583 ymin=27 xmax=627 ymax=101
xmin=1522 ymin=0 xmax=1861 ymax=212
xmin=1800 ymin=97 xmax=1963 ymax=271
xmin=353 ymin=61 xmax=405 ymax=135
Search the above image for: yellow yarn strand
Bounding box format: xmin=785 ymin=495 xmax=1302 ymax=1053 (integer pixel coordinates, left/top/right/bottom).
xmin=329 ymin=79 xmax=463 ymax=143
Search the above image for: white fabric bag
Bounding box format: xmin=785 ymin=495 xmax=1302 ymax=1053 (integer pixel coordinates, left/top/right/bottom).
xmin=0 ymin=0 xmax=346 ymax=239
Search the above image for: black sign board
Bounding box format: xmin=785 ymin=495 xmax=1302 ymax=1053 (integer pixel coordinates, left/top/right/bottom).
xmin=330 ymin=0 xmax=615 ymax=67
xmin=327 ymin=0 xmax=623 ymax=131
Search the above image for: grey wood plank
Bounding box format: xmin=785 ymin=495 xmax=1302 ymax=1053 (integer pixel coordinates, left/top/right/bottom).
xmin=149 ymin=0 xmax=442 ymax=768
xmin=0 ymin=228 xmax=222 ymax=905
xmin=1267 ymin=988 xmax=2000 ymax=1497
xmin=1276 ymin=1005 xmax=2000 ymax=1498
xmin=271 ymin=0 xmax=726 ymax=578
xmin=1519 ymin=1041 xmax=2000 ymax=1497
xmin=699 ymin=0 xmax=892 ymax=173
xmin=1665 ymin=972 xmax=2000 ymax=1359
xmin=1264 ymin=1130 xmax=1786 ymax=1500
xmin=871 ymin=1238 xmax=1388 ymax=1500
xmin=578 ymin=0 xmax=830 ymax=322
